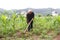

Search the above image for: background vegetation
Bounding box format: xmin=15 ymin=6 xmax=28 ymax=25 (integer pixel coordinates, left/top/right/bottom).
xmin=0 ymin=11 xmax=60 ymax=40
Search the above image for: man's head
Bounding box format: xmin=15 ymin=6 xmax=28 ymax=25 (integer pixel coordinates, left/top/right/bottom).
xmin=27 ymin=10 xmax=33 ymax=14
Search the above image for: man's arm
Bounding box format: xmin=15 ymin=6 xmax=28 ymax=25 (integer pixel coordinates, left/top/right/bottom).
xmin=32 ymin=12 xmax=34 ymax=19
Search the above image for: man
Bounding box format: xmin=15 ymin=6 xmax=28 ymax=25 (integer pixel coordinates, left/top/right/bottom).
xmin=26 ymin=10 xmax=34 ymax=31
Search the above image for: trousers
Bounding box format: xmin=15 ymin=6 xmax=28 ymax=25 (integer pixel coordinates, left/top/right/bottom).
xmin=28 ymin=21 xmax=33 ymax=31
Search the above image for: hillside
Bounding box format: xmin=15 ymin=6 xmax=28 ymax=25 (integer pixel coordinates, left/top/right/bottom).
xmin=0 ymin=8 xmax=60 ymax=15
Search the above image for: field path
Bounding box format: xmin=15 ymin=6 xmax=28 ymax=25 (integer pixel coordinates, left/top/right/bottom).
xmin=53 ymin=34 xmax=60 ymax=40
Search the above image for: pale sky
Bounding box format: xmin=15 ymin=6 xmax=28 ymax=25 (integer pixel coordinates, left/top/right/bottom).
xmin=0 ymin=0 xmax=60 ymax=10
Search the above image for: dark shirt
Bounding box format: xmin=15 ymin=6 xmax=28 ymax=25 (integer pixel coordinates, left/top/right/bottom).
xmin=26 ymin=12 xmax=34 ymax=23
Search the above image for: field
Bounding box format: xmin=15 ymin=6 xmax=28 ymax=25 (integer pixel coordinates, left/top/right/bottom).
xmin=0 ymin=13 xmax=60 ymax=40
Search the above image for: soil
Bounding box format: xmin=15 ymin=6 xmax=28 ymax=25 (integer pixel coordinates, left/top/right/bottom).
xmin=53 ymin=34 xmax=60 ymax=40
